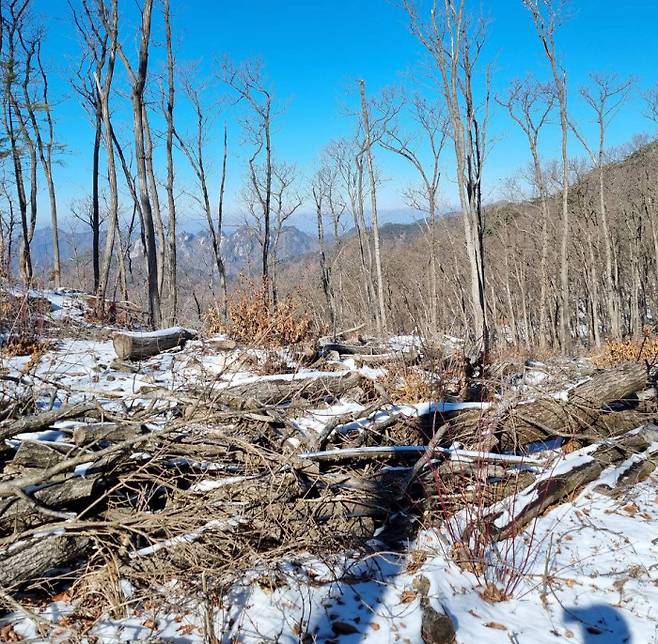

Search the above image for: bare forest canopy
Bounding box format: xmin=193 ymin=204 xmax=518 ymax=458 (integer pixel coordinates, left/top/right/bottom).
xmin=2 ymin=0 xmax=658 ymax=354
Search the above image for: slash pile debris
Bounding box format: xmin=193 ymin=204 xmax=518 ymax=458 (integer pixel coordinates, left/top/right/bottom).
xmin=0 ymin=296 xmax=657 ymax=635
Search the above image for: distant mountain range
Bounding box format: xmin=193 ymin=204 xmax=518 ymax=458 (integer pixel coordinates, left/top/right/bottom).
xmin=26 ymin=224 xmax=319 ymax=277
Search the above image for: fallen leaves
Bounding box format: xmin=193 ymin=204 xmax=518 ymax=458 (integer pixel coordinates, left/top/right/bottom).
xmin=622 ymin=502 xmax=639 ymax=516
xmin=480 ymin=584 xmax=509 ymax=603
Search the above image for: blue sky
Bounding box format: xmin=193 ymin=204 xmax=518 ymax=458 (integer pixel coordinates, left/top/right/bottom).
xmin=29 ymin=0 xmax=658 ymax=231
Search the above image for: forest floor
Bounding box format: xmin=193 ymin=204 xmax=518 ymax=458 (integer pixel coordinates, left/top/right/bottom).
xmin=0 ymin=287 xmax=656 ymax=643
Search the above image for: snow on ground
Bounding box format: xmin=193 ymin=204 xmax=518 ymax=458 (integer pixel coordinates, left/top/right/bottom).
xmin=1 ymin=288 xmax=657 ymax=643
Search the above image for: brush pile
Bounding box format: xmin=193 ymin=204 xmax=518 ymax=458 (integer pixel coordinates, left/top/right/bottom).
xmin=0 ymin=295 xmax=657 ymax=639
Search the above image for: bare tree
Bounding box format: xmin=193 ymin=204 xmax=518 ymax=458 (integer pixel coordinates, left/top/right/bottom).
xmin=173 ymin=73 xmax=227 ymax=309
xmin=359 ymin=79 xmax=387 ymax=333
xmin=379 ymin=90 xmax=449 ymax=331
xmin=644 ymin=83 xmax=658 ymax=124
xmin=243 ymin=161 xmax=302 ymax=303
xmin=18 ymin=31 xmax=62 ymax=286
xmin=404 ymin=0 xmax=491 ymax=357
xmin=91 ymin=0 xmax=118 ymax=313
xmin=162 ymin=0 xmax=177 ymax=323
xmin=523 ymin=0 xmax=571 ymax=350
xmin=498 ymin=77 xmax=555 ymax=348
xmin=1 ymin=0 xmax=37 ymax=283
xmin=571 ymin=73 xmax=633 ymax=339
xmin=328 ymin=137 xmax=377 ymax=326
xmin=222 ymin=59 xmax=273 ymax=295
xmin=71 ymin=0 xmax=107 ymax=291
xmin=98 ymin=0 xmax=161 ymax=327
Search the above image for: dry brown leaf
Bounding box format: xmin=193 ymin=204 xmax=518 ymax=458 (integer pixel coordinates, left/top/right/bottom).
xmin=485 ymin=622 xmax=507 ymax=630
xmin=0 ymin=624 xmax=23 ymax=642
xmin=399 ymin=589 xmax=417 ymax=604
xmin=623 ymin=502 xmax=639 ymax=516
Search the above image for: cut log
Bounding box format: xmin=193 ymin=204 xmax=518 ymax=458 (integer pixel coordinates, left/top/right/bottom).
xmin=0 ymin=534 xmax=90 ymax=589
xmin=0 ymin=401 xmax=98 ymax=442
xmin=7 ymin=440 xmax=89 ymax=472
xmin=72 ymin=422 xmax=146 ymax=446
xmin=112 ymin=326 xmax=197 ymax=361
xmin=0 ymin=477 xmax=99 ymax=531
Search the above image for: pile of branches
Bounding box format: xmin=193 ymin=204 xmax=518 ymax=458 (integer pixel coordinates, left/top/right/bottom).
xmin=0 ymin=365 xmax=396 ymax=619
xmin=0 ymin=333 xmax=657 ymax=631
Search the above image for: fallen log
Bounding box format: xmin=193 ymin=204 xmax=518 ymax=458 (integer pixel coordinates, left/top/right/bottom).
xmin=0 ymin=534 xmax=90 ymax=589
xmin=593 ymin=449 xmax=657 ymax=496
xmin=112 ymin=326 xmax=197 ymax=361
xmin=346 ymin=350 xmax=419 ymax=366
xmin=299 ymin=445 xmax=546 ymax=465
xmin=72 ymin=422 xmax=146 ymax=446
xmin=0 ymin=401 xmax=98 ymax=442
xmin=206 ymin=337 xmax=237 ymax=351
xmin=502 ymin=362 xmax=648 ymax=446
xmin=477 ymin=428 xmax=656 ymax=542
xmin=7 ymin=440 xmax=90 ymax=472
xmin=218 ymin=372 xmax=364 ymax=409
xmin=0 ymin=477 xmax=99 ymax=531
xmin=420 ymin=363 xmax=649 ymax=459
xmin=320 ymin=342 xmax=391 ymax=356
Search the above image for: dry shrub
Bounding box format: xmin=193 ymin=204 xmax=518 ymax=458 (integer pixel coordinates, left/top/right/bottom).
xmin=381 ymin=362 xmax=444 ymax=403
xmin=380 ymin=353 xmax=469 ymax=403
xmin=593 ymin=328 xmax=658 ymax=367
xmin=257 ymin=352 xmax=296 ymax=376
xmin=206 ymin=278 xmax=319 ymax=348
xmin=0 ymin=291 xmax=51 ymax=357
xmin=84 ymin=300 xmax=144 ymax=328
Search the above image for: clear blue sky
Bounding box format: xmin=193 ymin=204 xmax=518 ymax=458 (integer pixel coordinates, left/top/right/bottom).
xmin=30 ymin=0 xmax=658 ymax=231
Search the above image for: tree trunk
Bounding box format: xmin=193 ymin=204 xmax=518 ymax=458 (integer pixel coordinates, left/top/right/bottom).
xmin=359 ymin=80 xmax=387 ymax=334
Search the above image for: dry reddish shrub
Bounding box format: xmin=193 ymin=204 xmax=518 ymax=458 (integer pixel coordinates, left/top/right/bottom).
xmin=593 ymin=328 xmax=658 ymax=367
xmin=380 ymin=354 xmax=471 ymax=403
xmin=0 ymin=291 xmax=51 ymax=357
xmin=206 ymin=278 xmax=319 ymax=348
